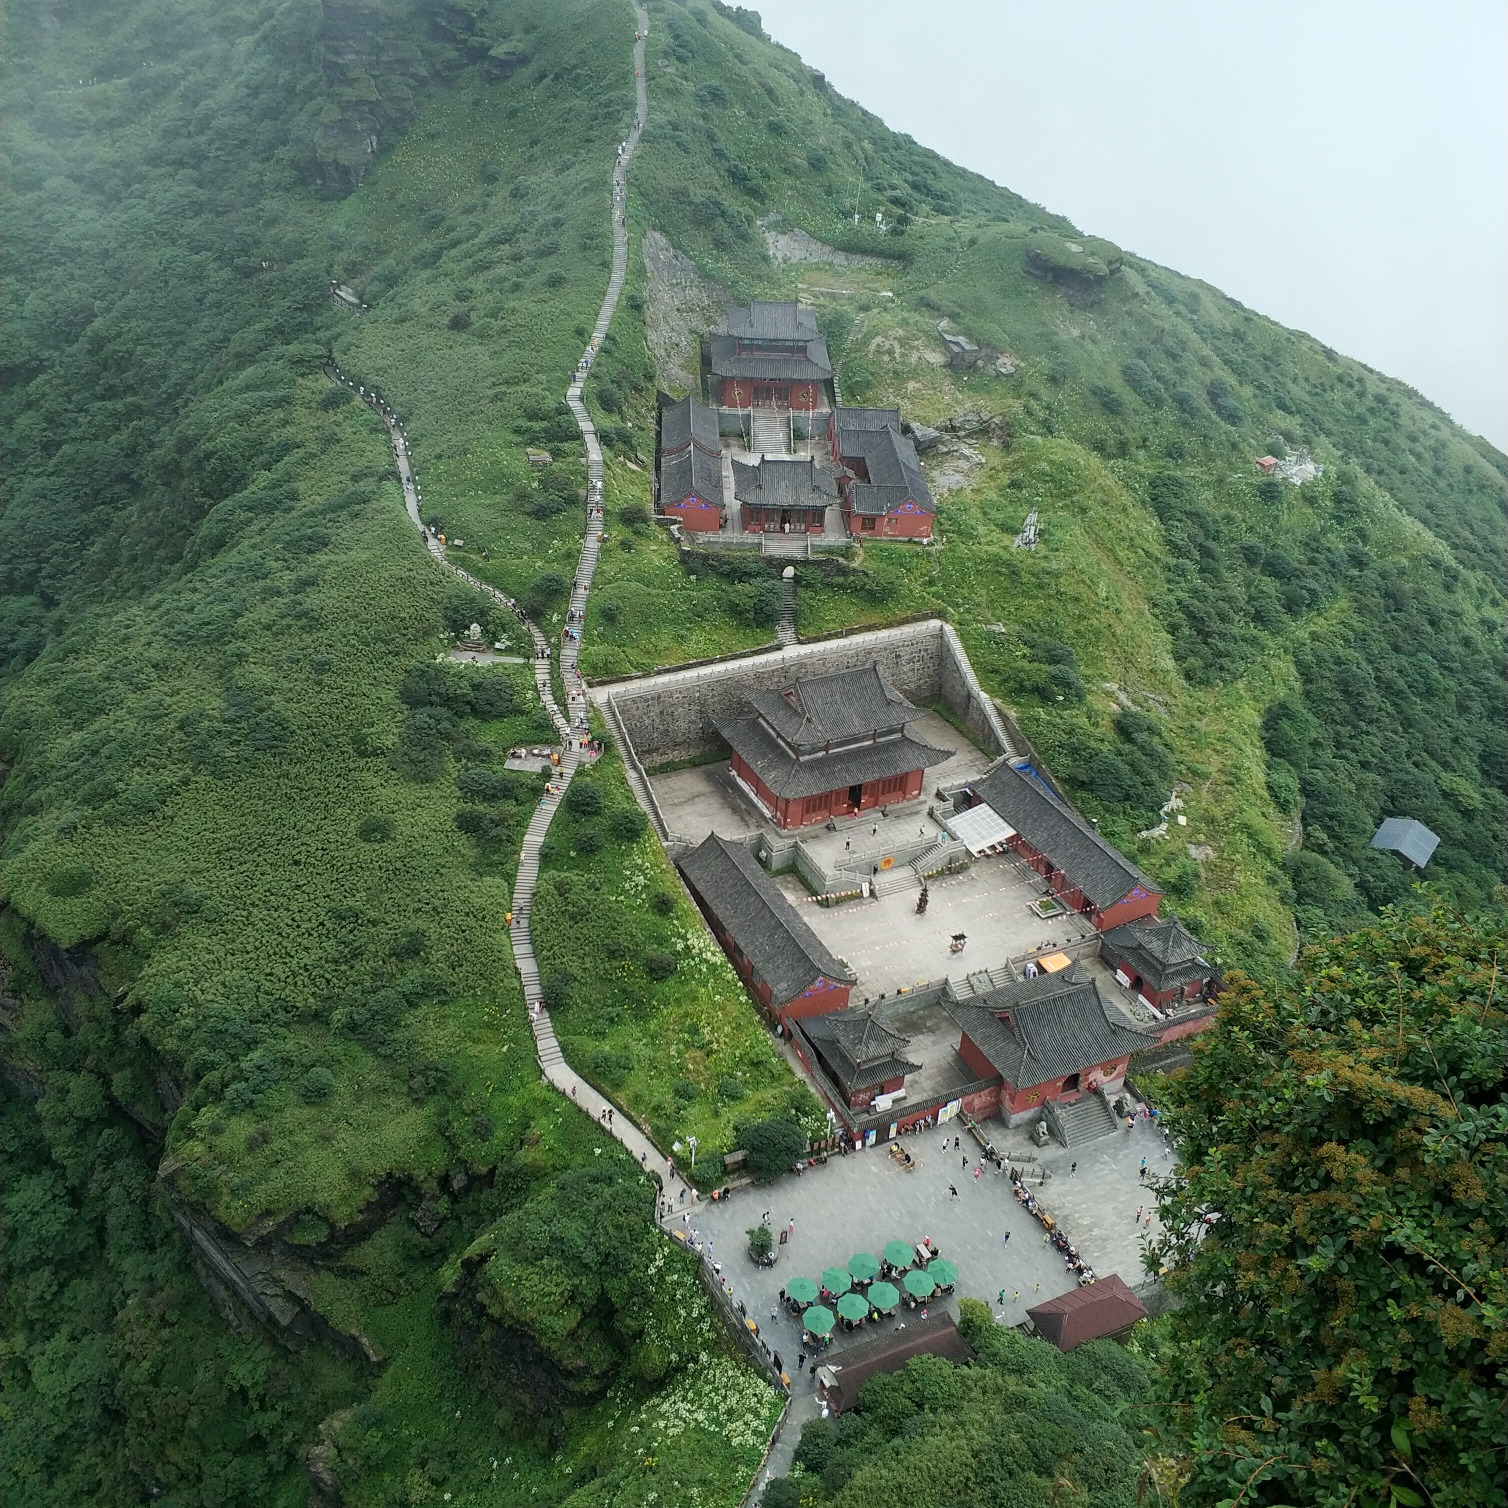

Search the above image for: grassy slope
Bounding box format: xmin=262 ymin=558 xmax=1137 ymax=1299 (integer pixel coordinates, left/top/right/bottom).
xmin=1 ymin=0 xmax=782 ymax=1501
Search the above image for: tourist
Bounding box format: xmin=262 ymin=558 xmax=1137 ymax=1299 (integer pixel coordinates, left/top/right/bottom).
xmin=1002 ymin=1230 xmax=1010 ymax=1245
xmin=1070 ymin=1161 xmax=1078 ymax=1177
xmin=949 ymin=1184 xmax=959 ymax=1198
xmin=1135 ymin=1206 xmax=1143 ymax=1223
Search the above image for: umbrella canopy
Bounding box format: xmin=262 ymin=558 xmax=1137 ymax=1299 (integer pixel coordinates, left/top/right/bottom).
xmin=926 ymin=1258 xmax=958 ymax=1288
xmin=820 ymin=1266 xmax=853 ymax=1296
xmin=804 ymin=1304 xmax=835 ymax=1336
xmin=847 ymin=1252 xmax=880 ymax=1283
xmin=786 ymin=1276 xmax=820 ymax=1306
xmin=903 ymin=1268 xmax=937 ymax=1298
xmin=883 ymin=1240 xmax=914 ymax=1269
xmin=836 ymin=1292 xmax=870 ymax=1322
xmin=867 ymin=1281 xmax=901 ymax=1311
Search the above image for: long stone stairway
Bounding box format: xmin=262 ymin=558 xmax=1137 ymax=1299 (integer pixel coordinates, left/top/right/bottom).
xmin=326 ymin=4 xmax=695 ymax=1216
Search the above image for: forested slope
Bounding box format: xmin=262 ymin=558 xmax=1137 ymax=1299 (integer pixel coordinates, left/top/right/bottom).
xmin=1 ymin=0 xmax=1503 ymax=1505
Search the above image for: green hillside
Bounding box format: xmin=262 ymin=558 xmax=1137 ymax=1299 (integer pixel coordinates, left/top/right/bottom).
xmin=1 ymin=0 xmax=1503 ymax=1504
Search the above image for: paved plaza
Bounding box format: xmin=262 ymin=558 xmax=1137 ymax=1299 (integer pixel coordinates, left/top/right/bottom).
xmin=671 ymin=1108 xmax=1172 ymax=1362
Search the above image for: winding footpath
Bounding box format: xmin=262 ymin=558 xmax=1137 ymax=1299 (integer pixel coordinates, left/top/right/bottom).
xmin=331 ymin=5 xmax=698 ymax=1214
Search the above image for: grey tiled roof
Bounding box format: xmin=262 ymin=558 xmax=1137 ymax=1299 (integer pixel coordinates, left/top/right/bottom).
xmin=747 ymin=664 xmax=915 ymax=746
xmin=660 ymin=444 xmax=724 ymax=508
xmin=732 ymin=456 xmax=838 ymax=512
xmin=659 ymin=393 xmax=720 ymax=456
xmin=1099 ymin=915 xmax=1211 ymax=994
xmin=971 ymin=763 xmax=1157 ymax=911
xmin=946 ymin=966 xmax=1154 ymax=1087
xmin=838 ymin=424 xmax=934 ymax=515
xmin=804 ymin=1008 xmax=921 ymax=1092
xmin=678 ymin=835 xmax=854 ymax=1005
xmin=834 ymin=405 xmax=902 ymax=433
xmin=722 ymin=300 xmax=819 ymax=341
xmin=720 ymin=715 xmax=950 ymax=799
xmin=709 ymin=332 xmax=834 ymax=382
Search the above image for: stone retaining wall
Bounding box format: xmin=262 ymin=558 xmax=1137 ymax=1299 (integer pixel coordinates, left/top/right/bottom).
xmin=594 ymin=619 xmax=1012 ymax=770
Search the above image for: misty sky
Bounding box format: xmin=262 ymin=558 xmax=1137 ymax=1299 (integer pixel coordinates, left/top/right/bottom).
xmin=751 ymin=0 xmax=1507 ymax=449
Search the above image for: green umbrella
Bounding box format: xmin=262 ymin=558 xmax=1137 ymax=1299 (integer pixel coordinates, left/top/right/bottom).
xmin=786 ymin=1276 xmax=820 ymax=1306
xmin=836 ymin=1292 xmax=870 ymax=1323
xmin=868 ymin=1281 xmax=901 ymax=1311
xmin=803 ymin=1304 xmax=835 ymax=1337
xmin=847 ymin=1252 xmax=880 ymax=1283
xmin=820 ymin=1266 xmax=852 ymax=1296
xmin=883 ymin=1240 xmax=914 ymax=1269
xmin=903 ymin=1267 xmax=936 ymax=1299
xmin=926 ymin=1258 xmax=958 ymax=1289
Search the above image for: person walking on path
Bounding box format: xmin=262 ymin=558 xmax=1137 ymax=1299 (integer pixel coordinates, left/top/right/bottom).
xmin=949 ymin=1184 xmax=959 ymax=1198
xmin=1002 ymin=1230 xmax=1011 ymax=1245
xmin=998 ymin=1289 xmax=1006 ymax=1305
xmin=1070 ymin=1161 xmax=1077 ymax=1177
xmin=1140 ymin=1158 xmax=1147 ymax=1179
xmin=1135 ymin=1205 xmax=1143 ymax=1223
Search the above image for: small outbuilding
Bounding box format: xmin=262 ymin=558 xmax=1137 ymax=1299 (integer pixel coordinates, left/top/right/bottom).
xmin=1099 ymin=913 xmax=1217 ymax=1026
xmin=802 ymin=1007 xmax=921 ymax=1110
xmin=817 ymin=1312 xmax=974 ymax=1414
xmin=1368 ymin=817 xmax=1440 ymax=870
xmin=1024 ymin=1273 xmax=1147 ymax=1351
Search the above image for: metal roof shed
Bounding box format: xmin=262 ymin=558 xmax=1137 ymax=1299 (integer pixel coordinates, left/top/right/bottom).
xmin=1368 ymin=818 xmax=1440 ymax=869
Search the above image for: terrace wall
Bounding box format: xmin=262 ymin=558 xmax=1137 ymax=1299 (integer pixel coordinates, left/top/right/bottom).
xmin=595 ymin=619 xmax=1013 ymax=770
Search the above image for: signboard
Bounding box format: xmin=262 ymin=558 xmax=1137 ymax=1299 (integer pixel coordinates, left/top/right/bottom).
xmin=864 ymin=1128 xmax=877 ymax=1148
xmin=938 ymin=1099 xmax=962 ymax=1124
xmin=889 ymin=1122 xmax=898 ymax=1140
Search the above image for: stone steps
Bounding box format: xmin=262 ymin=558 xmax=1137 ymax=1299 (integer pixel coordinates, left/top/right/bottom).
xmin=1053 ymin=1092 xmax=1119 ymax=1146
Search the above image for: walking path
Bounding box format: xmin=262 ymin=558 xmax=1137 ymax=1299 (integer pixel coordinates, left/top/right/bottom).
xmin=328 ymin=4 xmax=696 ymax=1213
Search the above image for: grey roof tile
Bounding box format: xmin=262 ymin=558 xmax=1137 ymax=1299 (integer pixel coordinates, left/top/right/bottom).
xmin=708 ymin=332 xmax=834 ymax=382
xmin=1099 ymin=914 xmax=1211 ymax=994
xmin=722 ymin=300 xmax=819 ymax=341
xmin=659 ymin=392 xmax=720 ymax=456
xmin=678 ymin=835 xmax=855 ymax=1006
xmin=971 ymin=763 xmax=1157 ymax=911
xmin=660 ymin=444 xmax=724 ymax=508
xmin=804 ymin=1008 xmax=921 ymax=1091
xmin=946 ymin=965 xmax=1154 ymax=1086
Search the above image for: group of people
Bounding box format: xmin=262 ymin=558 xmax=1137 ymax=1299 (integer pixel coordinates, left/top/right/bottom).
xmin=1009 ymin=1166 xmax=1098 ymax=1285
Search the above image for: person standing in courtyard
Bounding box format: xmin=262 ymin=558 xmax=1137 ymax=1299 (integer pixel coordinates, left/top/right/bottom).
xmin=949 ymin=1184 xmax=959 ymax=1198
xmin=1070 ymin=1161 xmax=1077 ymax=1177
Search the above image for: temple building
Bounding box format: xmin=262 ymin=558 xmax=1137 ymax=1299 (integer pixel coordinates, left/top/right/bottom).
xmin=708 ymin=301 xmax=833 ymax=413
xmin=715 ymin=664 xmax=951 ymax=830
xmin=966 ymin=762 xmax=1162 ymax=931
xmin=801 ymin=1007 xmax=920 ymax=1110
xmin=829 ymin=407 xmax=936 ymax=540
xmin=657 ymin=393 xmax=724 ymax=531
xmin=732 ymin=455 xmax=837 ymax=535
xmin=1099 ymin=913 xmax=1218 ymax=1025
xmin=946 ymin=965 xmax=1154 ymax=1125
xmin=678 ymin=834 xmax=855 ymax=1023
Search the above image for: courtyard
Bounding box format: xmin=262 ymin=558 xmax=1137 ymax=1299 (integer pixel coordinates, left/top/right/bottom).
xmin=672 ymin=1104 xmax=1172 ymax=1359
xmin=778 ymin=851 xmax=1100 ymax=999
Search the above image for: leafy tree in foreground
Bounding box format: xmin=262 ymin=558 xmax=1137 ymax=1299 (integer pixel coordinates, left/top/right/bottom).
xmin=1150 ymin=898 xmax=1507 ymax=1507
xmin=764 ymin=1299 xmax=1152 ymax=1507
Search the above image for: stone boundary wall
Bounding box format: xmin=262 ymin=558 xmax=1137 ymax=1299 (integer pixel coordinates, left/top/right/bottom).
xmin=592 ymin=619 xmax=1013 ymax=771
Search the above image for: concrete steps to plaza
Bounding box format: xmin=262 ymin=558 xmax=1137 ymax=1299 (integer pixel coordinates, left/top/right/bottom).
xmin=750 ymin=405 xmax=789 ymax=455
xmin=1053 ymin=1092 xmax=1120 ymax=1146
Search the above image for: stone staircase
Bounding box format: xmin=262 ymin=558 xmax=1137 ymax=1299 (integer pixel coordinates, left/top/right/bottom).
xmin=951 ymin=961 xmax=1019 ymax=1001
xmin=750 ymin=405 xmax=788 ymax=455
xmin=776 ymin=571 xmax=797 ymax=644
xmin=761 ymin=532 xmax=810 ymax=559
xmin=1052 ymin=1092 xmax=1120 ymax=1146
